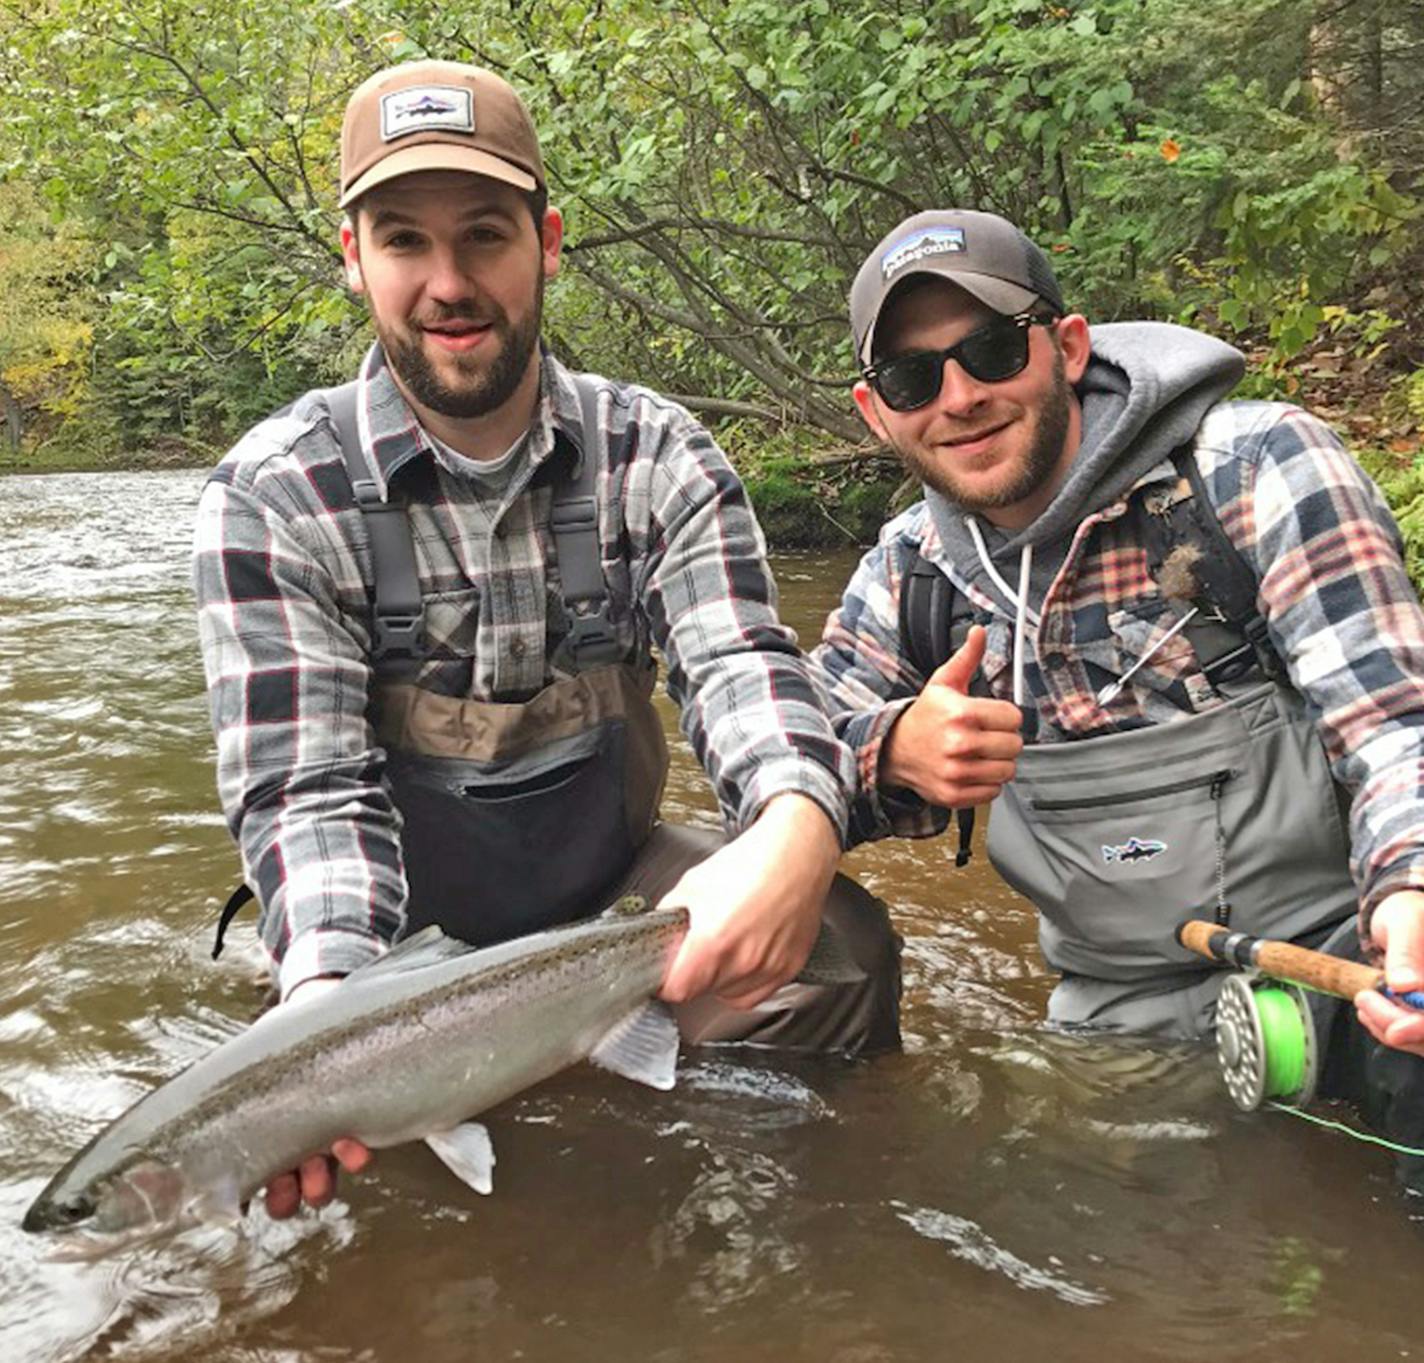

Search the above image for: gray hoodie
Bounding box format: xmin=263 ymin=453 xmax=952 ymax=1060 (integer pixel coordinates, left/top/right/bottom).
xmin=926 ymin=321 xmax=1245 ymax=617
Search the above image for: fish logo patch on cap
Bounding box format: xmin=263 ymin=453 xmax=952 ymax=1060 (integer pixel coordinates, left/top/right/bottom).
xmin=380 ymin=85 xmax=475 ymax=142
xmin=881 ymin=226 xmax=967 ymax=281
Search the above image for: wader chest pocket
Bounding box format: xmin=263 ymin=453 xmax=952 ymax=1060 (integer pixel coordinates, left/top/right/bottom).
xmin=993 ymin=758 xmax=1246 ymax=979
xmin=390 ymin=724 xmax=638 ymax=947
xmin=988 ymin=682 xmax=1360 ymax=1032
xmin=1030 ymin=768 xmax=1235 ymax=812
xmin=457 ymin=754 xmax=594 ymax=802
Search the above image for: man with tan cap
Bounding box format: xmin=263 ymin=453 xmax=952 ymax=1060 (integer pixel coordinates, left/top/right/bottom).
xmin=811 ymin=207 xmax=1424 ymax=1184
xmin=192 ymin=61 xmax=900 ymax=1218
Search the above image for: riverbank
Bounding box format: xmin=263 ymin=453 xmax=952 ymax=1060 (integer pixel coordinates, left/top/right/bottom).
xmin=4 ymin=364 xmax=1418 ymax=558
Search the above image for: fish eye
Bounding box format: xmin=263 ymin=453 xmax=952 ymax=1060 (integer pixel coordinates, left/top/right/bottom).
xmin=54 ymin=1193 xmax=96 ymax=1225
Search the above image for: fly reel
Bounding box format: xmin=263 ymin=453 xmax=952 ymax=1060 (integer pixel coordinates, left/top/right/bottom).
xmin=1214 ymin=973 xmax=1320 ymax=1111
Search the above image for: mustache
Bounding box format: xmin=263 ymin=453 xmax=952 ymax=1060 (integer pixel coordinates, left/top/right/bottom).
xmin=415 ymin=301 xmax=503 ymax=327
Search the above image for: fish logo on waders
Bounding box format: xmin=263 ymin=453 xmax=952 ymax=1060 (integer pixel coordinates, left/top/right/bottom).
xmin=1101 ymin=837 xmax=1167 ymax=866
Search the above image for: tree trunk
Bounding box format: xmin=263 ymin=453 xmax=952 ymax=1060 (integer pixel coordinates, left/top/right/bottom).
xmin=0 ymin=380 xmax=21 ymax=454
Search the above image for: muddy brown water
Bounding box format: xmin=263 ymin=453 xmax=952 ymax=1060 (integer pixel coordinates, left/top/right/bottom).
xmin=0 ymin=470 xmax=1419 ymax=1363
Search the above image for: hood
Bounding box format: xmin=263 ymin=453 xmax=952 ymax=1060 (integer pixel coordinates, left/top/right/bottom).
xmin=926 ymin=321 xmax=1245 ymax=616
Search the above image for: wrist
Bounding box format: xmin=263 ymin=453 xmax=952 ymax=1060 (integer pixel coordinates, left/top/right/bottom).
xmin=754 ymin=792 xmax=841 ymax=859
xmin=876 ymin=704 xmax=914 ymax=791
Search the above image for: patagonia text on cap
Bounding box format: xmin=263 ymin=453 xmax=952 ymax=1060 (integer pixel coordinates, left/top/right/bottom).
xmin=850 ymin=209 xmax=1065 ymax=364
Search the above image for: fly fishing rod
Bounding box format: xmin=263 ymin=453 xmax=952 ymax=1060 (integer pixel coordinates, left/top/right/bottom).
xmin=1177 ymin=920 xmax=1424 ymax=1112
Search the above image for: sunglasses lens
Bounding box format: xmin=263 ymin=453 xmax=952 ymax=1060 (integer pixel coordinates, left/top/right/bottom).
xmin=870 ymin=317 xmax=1036 ymax=411
xmin=957 ymin=320 xmax=1030 ymax=382
xmin=875 ymin=354 xmax=940 ymax=412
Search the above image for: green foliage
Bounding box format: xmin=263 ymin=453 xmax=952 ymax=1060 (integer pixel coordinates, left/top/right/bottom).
xmin=1356 ymin=446 xmax=1424 ymax=591
xmin=0 ymin=0 xmax=1417 ymax=485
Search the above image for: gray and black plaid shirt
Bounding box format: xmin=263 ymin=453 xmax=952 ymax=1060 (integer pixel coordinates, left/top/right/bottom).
xmin=194 ymin=344 xmax=853 ymax=996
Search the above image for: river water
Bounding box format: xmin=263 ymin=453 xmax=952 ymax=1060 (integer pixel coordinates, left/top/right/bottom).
xmin=0 ymin=469 xmax=1419 ymax=1363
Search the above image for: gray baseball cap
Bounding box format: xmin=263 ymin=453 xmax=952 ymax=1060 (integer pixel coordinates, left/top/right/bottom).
xmin=850 ymin=209 xmax=1066 ymax=365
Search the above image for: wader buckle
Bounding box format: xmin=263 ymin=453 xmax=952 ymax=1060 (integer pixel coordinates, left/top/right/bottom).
xmin=565 ymin=604 xmax=621 ymax=661
xmin=373 ymin=613 xmax=426 ymax=659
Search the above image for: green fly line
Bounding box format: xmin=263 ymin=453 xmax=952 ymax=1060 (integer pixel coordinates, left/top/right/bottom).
xmin=1254 ymin=987 xmax=1309 ymax=1100
xmin=1268 ymin=1103 xmax=1424 ymax=1158
xmin=1247 ymin=981 xmax=1424 ymax=1156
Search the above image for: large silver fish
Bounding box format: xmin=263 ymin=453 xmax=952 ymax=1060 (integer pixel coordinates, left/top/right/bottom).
xmin=24 ymin=896 xmax=858 ymax=1241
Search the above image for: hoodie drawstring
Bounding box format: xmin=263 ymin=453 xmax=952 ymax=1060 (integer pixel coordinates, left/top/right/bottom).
xmin=966 ymin=517 xmax=1036 ymax=707
xmin=1013 ymin=545 xmax=1032 ymax=707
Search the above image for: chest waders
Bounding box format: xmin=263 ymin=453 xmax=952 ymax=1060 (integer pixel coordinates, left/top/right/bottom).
xmin=211 ymin=380 xmax=905 ymax=1058
xmin=904 ymin=447 xmax=1358 ymax=1039
xmin=344 ymin=380 xmax=670 ymax=946
xmin=987 ymin=680 xmax=1356 ymax=1037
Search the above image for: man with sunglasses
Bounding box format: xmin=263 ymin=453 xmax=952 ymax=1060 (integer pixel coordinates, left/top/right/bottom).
xmin=812 ymin=208 xmax=1424 ymax=1172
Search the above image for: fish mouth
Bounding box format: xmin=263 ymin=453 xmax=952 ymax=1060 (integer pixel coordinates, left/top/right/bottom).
xmin=22 ymin=1190 xmax=95 ymax=1234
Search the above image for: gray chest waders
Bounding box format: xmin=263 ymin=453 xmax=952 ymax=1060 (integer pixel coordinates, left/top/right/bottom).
xmin=902 ymin=447 xmax=1359 ymax=1040
xmin=986 ymin=681 xmax=1357 ymax=1037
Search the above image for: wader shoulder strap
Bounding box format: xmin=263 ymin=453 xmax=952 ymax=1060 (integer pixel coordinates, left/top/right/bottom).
xmin=897 ymin=547 xmax=975 ymax=868
xmin=328 ymin=381 xmax=427 ymax=667
xmin=329 ymin=378 xmax=618 ymax=670
xmin=551 ymin=376 xmax=621 ymax=666
xmin=1137 ymin=445 xmax=1287 ymax=687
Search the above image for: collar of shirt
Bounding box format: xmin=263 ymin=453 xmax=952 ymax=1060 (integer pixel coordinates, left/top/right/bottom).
xmin=349 ymin=344 xmax=591 ymax=501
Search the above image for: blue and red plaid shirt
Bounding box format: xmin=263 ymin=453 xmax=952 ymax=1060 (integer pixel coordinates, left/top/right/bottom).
xmin=813 ymin=399 xmax=1424 ymax=937
xmin=194 ymin=345 xmax=854 ymax=997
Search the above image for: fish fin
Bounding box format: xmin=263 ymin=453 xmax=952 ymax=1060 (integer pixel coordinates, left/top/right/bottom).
xmin=589 ymin=999 xmax=679 ymax=1090
xmin=346 ymin=925 xmax=476 ymax=980
xmin=425 ymin=1122 xmax=496 ymax=1195
xmin=793 ymin=921 xmax=867 ymax=986
xmin=187 ymin=1176 xmax=244 ymax=1228
xmin=599 ymin=894 xmax=652 ymax=920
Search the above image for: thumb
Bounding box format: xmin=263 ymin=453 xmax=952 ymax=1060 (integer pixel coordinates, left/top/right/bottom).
xmin=1379 ymin=892 xmax=1424 ymax=992
xmin=926 ymin=624 xmax=986 ymax=694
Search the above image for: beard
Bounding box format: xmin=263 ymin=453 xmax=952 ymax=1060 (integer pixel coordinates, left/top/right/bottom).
xmin=375 ymin=275 xmax=544 ymax=420
xmin=893 ymin=346 xmax=1072 ymax=514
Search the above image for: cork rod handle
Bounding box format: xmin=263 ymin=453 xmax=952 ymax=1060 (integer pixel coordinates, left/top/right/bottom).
xmin=1177 ymin=919 xmax=1384 ymax=1001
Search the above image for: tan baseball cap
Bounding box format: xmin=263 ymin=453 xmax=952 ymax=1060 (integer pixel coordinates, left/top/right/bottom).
xmin=339 ymin=60 xmax=545 ymax=208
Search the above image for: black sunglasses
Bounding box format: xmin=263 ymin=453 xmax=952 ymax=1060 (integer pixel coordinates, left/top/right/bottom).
xmin=862 ymin=312 xmax=1058 ymax=412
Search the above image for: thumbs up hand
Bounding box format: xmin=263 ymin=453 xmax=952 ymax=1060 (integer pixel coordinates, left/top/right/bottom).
xmin=879 ymin=625 xmax=1024 ymax=808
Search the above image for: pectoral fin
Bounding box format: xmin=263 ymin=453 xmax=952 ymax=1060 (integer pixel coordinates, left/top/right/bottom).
xmin=425 ymin=1122 xmax=496 ymax=1194
xmin=589 ymin=999 xmax=679 ymax=1090
xmin=187 ymin=1175 xmax=244 ymax=1228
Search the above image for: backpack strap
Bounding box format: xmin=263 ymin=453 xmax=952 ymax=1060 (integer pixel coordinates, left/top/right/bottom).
xmin=897 ymin=546 xmax=976 ymax=867
xmin=899 ymin=548 xmax=955 ymax=682
xmin=1137 ymin=445 xmax=1287 ymax=687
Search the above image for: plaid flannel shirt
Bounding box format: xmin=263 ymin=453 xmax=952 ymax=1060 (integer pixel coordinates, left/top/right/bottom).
xmin=813 ymin=399 xmax=1424 ymax=934
xmin=194 ymin=345 xmax=853 ymax=997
